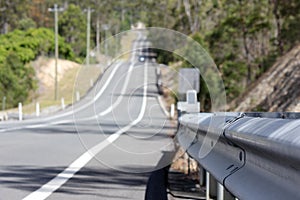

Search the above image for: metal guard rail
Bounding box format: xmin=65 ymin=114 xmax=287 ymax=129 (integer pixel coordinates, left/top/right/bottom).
xmin=177 ymin=112 xmax=300 ymax=200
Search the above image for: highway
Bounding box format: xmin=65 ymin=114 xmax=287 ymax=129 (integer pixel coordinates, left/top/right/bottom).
xmin=0 ymin=32 xmax=176 ymax=200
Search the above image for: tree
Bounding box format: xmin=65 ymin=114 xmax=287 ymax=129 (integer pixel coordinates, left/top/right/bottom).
xmin=277 ymin=0 xmax=300 ymax=51
xmin=27 ymin=0 xmax=53 ymax=28
xmin=182 ymin=0 xmax=200 ymax=33
xmin=0 ymin=52 xmax=37 ymax=108
xmin=59 ymin=4 xmax=88 ymax=57
xmin=17 ymin=18 xmax=37 ymax=30
xmin=0 ymin=27 xmax=76 ymax=107
xmin=204 ymin=0 xmax=275 ymax=101
xmin=0 ymin=0 xmax=30 ymax=33
xmin=0 ymin=28 xmax=75 ymax=62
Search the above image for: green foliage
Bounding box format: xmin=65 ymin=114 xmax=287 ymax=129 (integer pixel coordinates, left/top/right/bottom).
xmin=0 ymin=46 xmax=9 ymax=64
xmin=202 ymin=0 xmax=275 ymax=102
xmin=279 ymin=0 xmax=300 ymax=50
xmin=177 ymin=33 xmax=214 ymax=111
xmin=0 ymin=52 xmax=37 ymax=108
xmin=221 ymin=61 xmax=247 ymax=100
xmin=0 ymin=27 xmax=76 ymax=108
xmin=148 ymin=31 xmax=180 ymax=64
xmin=0 ymin=28 xmax=75 ymax=62
xmin=1 ymin=0 xmax=300 ymax=110
xmin=59 ymin=4 xmax=88 ymax=58
xmin=0 ymin=0 xmax=31 ymax=33
xmin=17 ymin=18 xmax=37 ymax=30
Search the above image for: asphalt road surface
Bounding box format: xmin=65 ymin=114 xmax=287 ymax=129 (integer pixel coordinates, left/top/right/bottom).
xmin=0 ymin=32 xmax=176 ymax=200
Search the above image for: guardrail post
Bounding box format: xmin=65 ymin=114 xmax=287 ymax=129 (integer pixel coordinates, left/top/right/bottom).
xmin=217 ymin=183 xmax=235 ymax=200
xmin=198 ymin=165 xmax=206 ymax=187
xmin=18 ymin=102 xmax=22 ymax=121
xmin=206 ymin=171 xmax=210 ymax=200
xmin=36 ymin=102 xmax=40 ymax=117
xmin=217 ymin=183 xmax=224 ymax=200
xmin=61 ymin=97 xmax=65 ymax=110
xmin=206 ymin=172 xmax=217 ymax=199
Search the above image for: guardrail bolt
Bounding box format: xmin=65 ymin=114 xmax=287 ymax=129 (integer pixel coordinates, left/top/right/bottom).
xmin=239 ymin=152 xmax=243 ymax=162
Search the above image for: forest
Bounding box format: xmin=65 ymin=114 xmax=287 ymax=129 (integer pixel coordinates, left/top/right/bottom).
xmin=0 ymin=0 xmax=299 ymax=109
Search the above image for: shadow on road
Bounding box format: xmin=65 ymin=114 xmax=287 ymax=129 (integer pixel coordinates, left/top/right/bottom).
xmin=0 ymin=165 xmax=151 ymax=198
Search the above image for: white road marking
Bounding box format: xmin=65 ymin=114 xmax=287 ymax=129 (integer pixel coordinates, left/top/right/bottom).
xmin=0 ymin=61 xmax=123 ymax=133
xmin=92 ymin=61 xmax=124 ymax=101
xmin=99 ymin=34 xmax=145 ymax=116
xmin=98 ymin=63 xmax=134 ymax=116
xmin=47 ymin=60 xmax=124 ymax=120
xmin=157 ymin=96 xmax=170 ymax=117
xmin=0 ymin=59 xmax=131 ymax=133
xmin=22 ymin=61 xmax=149 ymax=200
xmin=0 ymin=31 xmax=144 ymax=133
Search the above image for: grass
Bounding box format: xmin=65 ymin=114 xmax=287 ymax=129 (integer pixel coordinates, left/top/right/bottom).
xmin=119 ymin=31 xmax=136 ymax=60
xmin=6 ymin=32 xmax=135 ymax=115
xmin=10 ymin=60 xmax=97 ymax=115
xmin=17 ymin=62 xmax=82 ymax=115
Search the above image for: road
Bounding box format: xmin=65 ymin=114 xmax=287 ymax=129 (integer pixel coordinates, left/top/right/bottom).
xmin=0 ymin=32 xmax=176 ymax=200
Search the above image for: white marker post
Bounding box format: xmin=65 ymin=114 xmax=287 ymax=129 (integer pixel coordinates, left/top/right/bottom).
xmin=76 ymin=91 xmax=80 ymax=102
xmin=36 ymin=102 xmax=40 ymax=117
xmin=61 ymin=97 xmax=65 ymax=110
xmin=18 ymin=102 xmax=22 ymax=121
xmin=90 ymin=79 xmax=93 ymax=87
xmin=170 ymin=104 xmax=175 ymax=119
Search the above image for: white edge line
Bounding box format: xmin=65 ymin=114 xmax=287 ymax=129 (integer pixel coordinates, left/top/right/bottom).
xmin=93 ymin=61 xmax=124 ymax=101
xmin=48 ymin=60 xmax=124 ymax=120
xmin=0 ymin=61 xmax=124 ymax=133
xmin=98 ymin=62 xmax=135 ymax=116
xmin=22 ymin=59 xmax=148 ymax=200
xmin=157 ymin=96 xmax=170 ymax=117
xmin=1 ymin=31 xmax=143 ymax=133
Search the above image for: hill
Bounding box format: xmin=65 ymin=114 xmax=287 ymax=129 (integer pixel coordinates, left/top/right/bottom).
xmin=32 ymin=56 xmax=80 ymax=101
xmin=230 ymin=45 xmax=300 ymax=112
xmin=13 ymin=57 xmax=81 ymax=115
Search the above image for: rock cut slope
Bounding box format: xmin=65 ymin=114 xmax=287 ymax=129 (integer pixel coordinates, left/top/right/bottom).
xmin=230 ymin=45 xmax=300 ymax=112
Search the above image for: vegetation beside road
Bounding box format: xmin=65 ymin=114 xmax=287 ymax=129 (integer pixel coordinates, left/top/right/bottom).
xmin=0 ymin=0 xmax=299 ymax=111
xmin=0 ymin=28 xmax=76 ymax=109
